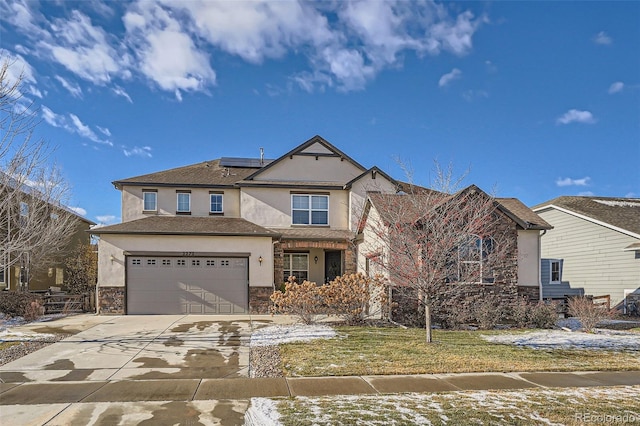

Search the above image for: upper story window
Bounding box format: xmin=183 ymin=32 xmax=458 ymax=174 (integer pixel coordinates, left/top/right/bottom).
xmin=210 ymin=193 xmax=223 ymax=214
xmin=550 ymin=260 xmax=561 ymax=283
xmin=292 ymin=194 xmax=329 ymax=225
xmin=177 ymin=191 xmax=191 ymax=214
xmin=143 ymin=191 xmax=157 ymax=211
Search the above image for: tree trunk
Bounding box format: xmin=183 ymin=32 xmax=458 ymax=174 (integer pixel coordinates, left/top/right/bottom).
xmin=425 ymin=303 xmax=432 ymax=343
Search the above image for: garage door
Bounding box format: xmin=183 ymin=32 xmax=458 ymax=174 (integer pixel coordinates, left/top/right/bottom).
xmin=127 ymin=256 xmax=248 ymax=314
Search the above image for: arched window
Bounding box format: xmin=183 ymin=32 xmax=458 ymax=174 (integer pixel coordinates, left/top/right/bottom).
xmin=457 ymin=235 xmax=496 ymax=283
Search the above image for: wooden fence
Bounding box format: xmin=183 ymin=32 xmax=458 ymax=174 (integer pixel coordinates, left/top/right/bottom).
xmin=42 ymin=292 xmax=94 ymax=314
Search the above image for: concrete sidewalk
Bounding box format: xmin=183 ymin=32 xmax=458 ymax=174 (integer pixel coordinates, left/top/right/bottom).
xmin=1 ymin=370 xmax=639 ymax=424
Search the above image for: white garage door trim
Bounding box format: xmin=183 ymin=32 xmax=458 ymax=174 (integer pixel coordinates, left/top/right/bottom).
xmin=126 ymin=255 xmax=248 ymax=315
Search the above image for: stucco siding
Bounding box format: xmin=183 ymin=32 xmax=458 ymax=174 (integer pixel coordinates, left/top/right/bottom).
xmin=97 ymin=234 xmax=273 ymax=289
xmin=122 ymin=186 xmax=241 ymax=221
xmin=349 ymin=175 xmax=397 ymax=231
xmin=538 ymin=208 xmax=640 ymax=305
xmin=517 ymin=230 xmax=541 ymax=287
xmin=240 ymin=187 xmax=350 ymax=229
xmin=254 ymin=155 xmax=363 ymax=182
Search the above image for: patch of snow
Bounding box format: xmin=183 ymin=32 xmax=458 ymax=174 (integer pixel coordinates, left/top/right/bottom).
xmin=482 ymin=330 xmax=640 ymax=350
xmin=245 ymin=398 xmax=282 ymax=426
xmin=250 ymin=324 xmax=336 ymax=347
xmin=0 ymin=329 xmax=56 ymax=341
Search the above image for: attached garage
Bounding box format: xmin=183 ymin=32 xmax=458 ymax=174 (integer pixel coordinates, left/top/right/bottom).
xmin=127 ymin=256 xmax=248 ymax=314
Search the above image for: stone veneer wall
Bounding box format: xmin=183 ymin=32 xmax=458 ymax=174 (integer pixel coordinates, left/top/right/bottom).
xmin=273 ymin=239 xmax=357 ymax=285
xmin=249 ymin=287 xmax=274 ymax=314
xmin=518 ymin=285 xmax=541 ymax=302
xmin=98 ymin=287 xmax=125 ymax=314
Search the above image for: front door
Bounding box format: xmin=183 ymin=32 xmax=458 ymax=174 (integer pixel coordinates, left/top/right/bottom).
xmin=325 ymin=251 xmax=342 ymax=283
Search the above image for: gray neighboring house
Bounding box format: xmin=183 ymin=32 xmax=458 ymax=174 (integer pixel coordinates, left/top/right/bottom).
xmin=532 ymin=196 xmax=640 ymax=309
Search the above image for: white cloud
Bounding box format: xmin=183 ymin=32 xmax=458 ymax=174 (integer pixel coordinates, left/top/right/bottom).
xmin=556 ymin=177 xmax=591 ymax=187
xmin=41 ymin=106 xmax=67 ymax=128
xmin=593 ymin=31 xmax=612 ymax=45
xmin=578 ymin=191 xmax=595 ymax=196
xmin=1 ymin=49 xmax=40 ymax=100
xmin=556 ymin=109 xmax=596 ymax=125
xmin=55 ymin=75 xmax=83 ymax=98
xmin=112 ymin=85 xmax=133 ymax=103
xmin=95 ymin=214 xmax=118 ymax=224
xmin=97 ymin=126 xmax=111 ymax=137
xmin=4 ymin=1 xmax=486 ymax=95
xmin=462 ymin=89 xmax=488 ymax=102
xmin=123 ymin=2 xmax=216 ymax=96
xmin=68 ymin=206 xmax=87 ymax=216
xmin=438 ymin=68 xmax=462 ymax=87
xmin=41 ymin=105 xmax=112 ymax=146
xmin=38 ymin=10 xmax=130 ymax=85
xmin=123 ymin=146 xmax=152 ymax=158
xmin=608 ymin=81 xmax=624 ymax=94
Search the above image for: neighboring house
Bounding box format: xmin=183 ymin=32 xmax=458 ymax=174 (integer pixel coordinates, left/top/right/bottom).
xmin=0 ymin=178 xmax=95 ymax=292
xmin=92 ymin=135 xmax=551 ymax=316
xmin=356 ymin=187 xmax=553 ymax=315
xmin=533 ymin=196 xmax=640 ymax=309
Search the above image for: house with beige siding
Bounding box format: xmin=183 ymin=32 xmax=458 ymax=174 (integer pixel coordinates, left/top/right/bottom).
xmin=92 ymin=135 xmax=551 ymax=316
xmin=533 ymin=196 xmax=640 ymax=309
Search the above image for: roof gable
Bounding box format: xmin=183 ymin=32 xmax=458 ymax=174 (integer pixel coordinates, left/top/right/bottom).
xmin=244 ymin=135 xmax=367 ymax=182
xmin=533 ymin=196 xmax=640 ymax=237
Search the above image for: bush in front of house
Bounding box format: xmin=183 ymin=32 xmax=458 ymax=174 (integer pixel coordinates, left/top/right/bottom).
xmin=510 ymin=297 xmax=558 ymax=329
xmin=270 ymin=273 xmax=388 ymax=324
xmin=270 ymin=276 xmax=325 ymax=324
xmin=0 ymin=292 xmax=43 ymax=320
xmin=568 ymin=296 xmax=612 ymax=332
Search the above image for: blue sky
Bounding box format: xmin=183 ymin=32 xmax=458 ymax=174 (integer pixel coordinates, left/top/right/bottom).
xmin=1 ymin=0 xmax=638 ymax=226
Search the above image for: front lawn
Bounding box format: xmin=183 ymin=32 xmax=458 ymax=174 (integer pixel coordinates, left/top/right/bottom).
xmin=269 ymin=386 xmax=640 ymax=426
xmin=279 ymin=327 xmax=640 ymax=376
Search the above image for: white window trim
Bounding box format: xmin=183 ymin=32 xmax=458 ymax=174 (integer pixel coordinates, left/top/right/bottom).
xmin=142 ymin=191 xmax=157 ymax=212
xmin=284 ymin=253 xmax=309 ymax=282
xmin=177 ymin=193 xmax=191 ymax=213
xmin=19 ymin=201 xmax=28 ymax=217
xmin=209 ymin=193 xmax=224 ymax=214
xmin=550 ymin=259 xmax=561 ymax=284
xmin=291 ymin=194 xmax=329 ymax=226
xmin=457 ymin=235 xmax=495 ymax=284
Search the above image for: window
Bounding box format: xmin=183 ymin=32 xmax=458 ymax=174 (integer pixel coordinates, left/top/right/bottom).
xmin=210 ymin=193 xmax=223 ymax=214
xmin=457 ymin=235 xmax=495 ymax=283
xmin=132 ymin=259 xmax=141 ymax=265
xmin=0 ymin=268 xmax=4 ymax=284
xmin=284 ymin=253 xmax=309 ymax=282
xmin=19 ymin=202 xmax=29 ymax=217
xmin=177 ymin=192 xmax=190 ymax=213
xmin=550 ymin=260 xmax=561 ymax=283
xmin=292 ymin=194 xmax=328 ymax=225
xmin=143 ymin=191 xmax=157 ymax=211
xmin=177 ymin=259 xmax=186 ymax=266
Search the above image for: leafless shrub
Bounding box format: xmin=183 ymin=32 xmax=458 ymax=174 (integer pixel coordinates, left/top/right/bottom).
xmin=568 ymin=296 xmax=612 ymax=332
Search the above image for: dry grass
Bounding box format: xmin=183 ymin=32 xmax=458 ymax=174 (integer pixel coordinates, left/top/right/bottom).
xmin=279 ymin=327 xmax=640 ymax=377
xmin=276 ymin=386 xmax=640 ymax=425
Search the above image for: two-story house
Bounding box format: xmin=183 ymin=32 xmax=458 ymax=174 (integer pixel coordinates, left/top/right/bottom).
xmin=92 ymin=135 xmax=551 ymax=316
xmin=92 ymin=136 xmax=397 ymax=314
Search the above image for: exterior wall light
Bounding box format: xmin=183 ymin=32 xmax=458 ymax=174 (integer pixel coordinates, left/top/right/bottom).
xmin=258 ymin=256 xmax=263 ymax=265
xmin=314 ymin=256 xmax=319 ymax=264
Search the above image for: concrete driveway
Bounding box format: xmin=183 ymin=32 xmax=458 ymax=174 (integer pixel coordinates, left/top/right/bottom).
xmin=0 ymin=314 xmax=289 ymax=425
xmin=0 ymin=314 xmax=279 ymax=382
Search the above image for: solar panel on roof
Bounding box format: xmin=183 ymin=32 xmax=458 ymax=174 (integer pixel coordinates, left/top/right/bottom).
xmin=219 ymin=157 xmax=274 ymax=168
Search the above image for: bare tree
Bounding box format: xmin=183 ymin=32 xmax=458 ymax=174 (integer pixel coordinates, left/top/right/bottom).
xmin=1 ymin=58 xmax=79 ymax=290
xmin=360 ymin=162 xmax=517 ymax=342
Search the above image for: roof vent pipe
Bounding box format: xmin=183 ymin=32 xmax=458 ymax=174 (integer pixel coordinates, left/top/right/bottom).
xmin=260 ymin=147 xmax=264 ymax=165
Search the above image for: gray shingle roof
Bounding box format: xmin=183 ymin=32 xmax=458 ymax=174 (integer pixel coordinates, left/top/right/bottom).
xmin=533 ymin=196 xmax=640 ymax=235
xmin=496 ymin=198 xmax=552 ymax=230
xmin=90 ymin=216 xmax=279 ymax=237
xmin=113 ymin=159 xmax=259 ymax=187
